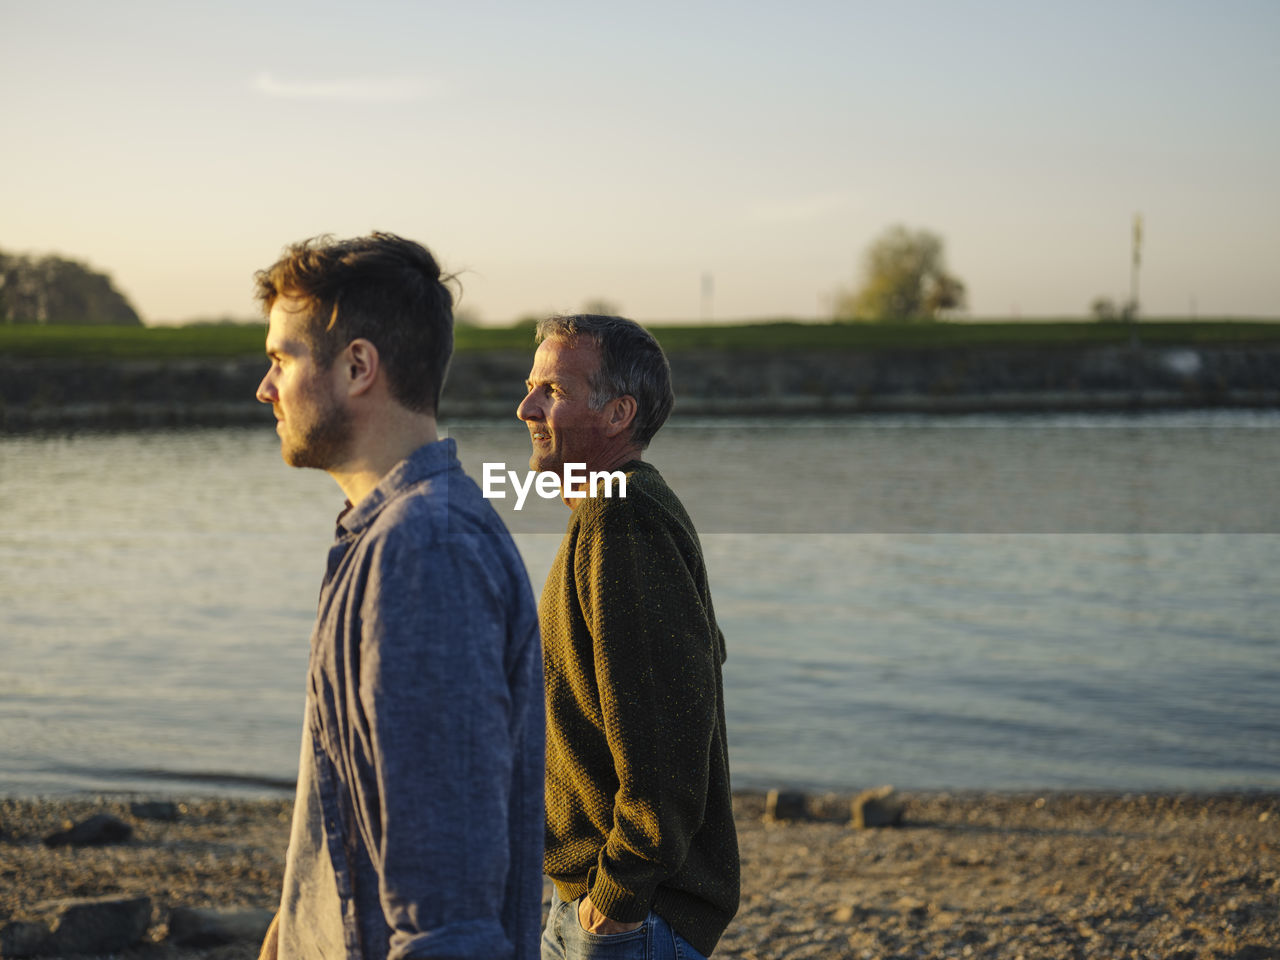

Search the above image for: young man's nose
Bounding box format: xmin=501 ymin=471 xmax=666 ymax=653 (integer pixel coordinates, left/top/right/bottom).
xmin=256 ymin=373 xmax=277 ymax=404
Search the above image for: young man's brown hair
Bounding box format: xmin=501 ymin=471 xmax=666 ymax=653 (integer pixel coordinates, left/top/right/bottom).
xmin=254 ymin=231 xmax=455 ymax=414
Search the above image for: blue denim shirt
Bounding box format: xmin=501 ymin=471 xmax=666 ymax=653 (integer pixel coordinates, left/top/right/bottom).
xmin=276 ymin=439 xmax=544 ymax=960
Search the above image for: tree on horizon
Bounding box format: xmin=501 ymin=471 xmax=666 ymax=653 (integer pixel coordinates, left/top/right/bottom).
xmin=0 ymin=249 xmax=142 ymax=326
xmin=835 ymin=225 xmax=966 ymax=322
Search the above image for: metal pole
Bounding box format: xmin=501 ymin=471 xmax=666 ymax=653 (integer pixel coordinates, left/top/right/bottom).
xmin=1129 ymin=213 xmax=1143 ymax=405
xmin=1130 ymin=213 xmax=1142 ymax=322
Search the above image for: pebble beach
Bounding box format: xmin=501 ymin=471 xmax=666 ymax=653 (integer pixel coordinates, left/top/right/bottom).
xmin=2 ymin=791 xmax=1276 ymax=959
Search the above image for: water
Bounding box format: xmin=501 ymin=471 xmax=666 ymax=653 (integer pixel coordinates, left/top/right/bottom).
xmin=1 ymin=412 xmax=1278 ymax=796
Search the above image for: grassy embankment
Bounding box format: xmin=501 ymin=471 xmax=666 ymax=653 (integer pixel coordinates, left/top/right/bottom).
xmin=2 ymin=319 xmax=1279 ymax=361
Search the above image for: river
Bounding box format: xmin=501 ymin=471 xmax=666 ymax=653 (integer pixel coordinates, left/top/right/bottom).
xmin=1 ymin=411 xmax=1277 ymax=796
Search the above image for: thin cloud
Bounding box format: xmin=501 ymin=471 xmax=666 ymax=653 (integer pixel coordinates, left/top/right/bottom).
xmin=747 ymin=191 xmax=863 ymax=225
xmin=252 ymin=71 xmax=439 ymax=103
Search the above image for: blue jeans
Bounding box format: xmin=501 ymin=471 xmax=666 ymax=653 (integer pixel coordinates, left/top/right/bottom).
xmin=540 ymin=887 xmax=709 ymax=960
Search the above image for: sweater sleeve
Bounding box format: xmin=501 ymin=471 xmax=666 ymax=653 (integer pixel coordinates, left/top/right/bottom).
xmin=573 ymin=495 xmax=720 ymax=922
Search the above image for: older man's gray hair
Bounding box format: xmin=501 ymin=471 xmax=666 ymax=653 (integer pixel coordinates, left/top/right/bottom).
xmin=534 ymin=314 xmax=675 ymax=448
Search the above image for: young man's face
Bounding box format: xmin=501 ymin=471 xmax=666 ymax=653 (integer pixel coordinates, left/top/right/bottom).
xmin=256 ymin=296 xmax=352 ymax=469
xmin=516 ymin=337 xmax=617 ymax=474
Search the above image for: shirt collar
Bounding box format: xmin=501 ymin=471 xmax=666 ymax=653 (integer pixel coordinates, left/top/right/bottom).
xmin=335 ymin=437 xmax=458 ymax=536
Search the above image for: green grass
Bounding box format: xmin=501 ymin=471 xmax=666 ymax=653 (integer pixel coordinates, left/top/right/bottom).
xmin=2 ymin=319 xmax=1278 ymax=360
xmin=651 ymin=319 xmax=1280 ymax=351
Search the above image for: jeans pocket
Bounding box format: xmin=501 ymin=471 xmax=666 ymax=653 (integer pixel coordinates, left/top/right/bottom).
xmin=568 ymin=901 xmax=650 ymax=958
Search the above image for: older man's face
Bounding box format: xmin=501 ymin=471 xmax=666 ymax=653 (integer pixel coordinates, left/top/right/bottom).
xmin=516 ymin=337 xmax=617 ymax=474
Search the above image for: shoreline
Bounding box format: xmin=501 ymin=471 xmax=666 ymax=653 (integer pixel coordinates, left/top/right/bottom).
xmin=10 ymin=786 xmax=1280 ymax=809
xmin=3 ymin=389 xmax=1279 ymax=433
xmin=3 ymin=790 xmax=1275 ymax=958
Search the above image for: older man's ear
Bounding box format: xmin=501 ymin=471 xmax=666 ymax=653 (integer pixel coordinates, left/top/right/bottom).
xmin=603 ymin=394 xmax=637 ymax=438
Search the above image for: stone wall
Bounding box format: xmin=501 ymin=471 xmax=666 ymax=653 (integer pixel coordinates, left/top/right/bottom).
xmin=2 ymin=343 xmax=1278 ymax=430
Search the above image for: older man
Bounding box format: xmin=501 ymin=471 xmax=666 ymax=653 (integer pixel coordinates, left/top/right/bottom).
xmin=516 ymin=315 xmax=739 ymax=960
xmin=254 ymin=233 xmax=544 ymax=960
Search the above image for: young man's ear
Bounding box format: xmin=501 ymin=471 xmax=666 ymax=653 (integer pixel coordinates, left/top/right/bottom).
xmin=343 ymin=339 xmax=380 ymax=397
xmin=603 ymin=394 xmax=637 ymax=439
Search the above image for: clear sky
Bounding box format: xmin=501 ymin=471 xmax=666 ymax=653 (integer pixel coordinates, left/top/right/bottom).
xmin=3 ymin=0 xmax=1277 ymax=324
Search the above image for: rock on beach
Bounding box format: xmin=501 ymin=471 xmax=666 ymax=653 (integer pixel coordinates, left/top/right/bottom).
xmin=43 ymin=895 xmax=152 ymax=955
xmin=1 ymin=792 xmax=1276 ymax=959
xmin=850 ymin=785 xmax=904 ymax=829
xmin=41 ymin=813 xmax=132 ymax=848
xmin=168 ymin=907 xmax=275 ymax=947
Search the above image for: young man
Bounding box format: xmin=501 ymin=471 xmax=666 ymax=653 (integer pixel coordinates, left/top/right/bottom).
xmin=254 ymin=233 xmax=543 ymax=960
xmin=516 ymin=315 xmax=739 ymax=960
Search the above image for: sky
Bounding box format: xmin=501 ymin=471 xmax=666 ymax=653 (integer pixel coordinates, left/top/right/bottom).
xmin=3 ymin=0 xmax=1278 ymax=325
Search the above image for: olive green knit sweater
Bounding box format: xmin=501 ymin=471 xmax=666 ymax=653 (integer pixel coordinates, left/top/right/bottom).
xmin=541 ymin=461 xmax=740 ymax=956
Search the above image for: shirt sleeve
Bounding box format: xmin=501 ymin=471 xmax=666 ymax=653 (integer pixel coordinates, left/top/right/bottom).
xmin=350 ymin=524 xmax=519 ymax=960
xmin=573 ymin=496 xmax=721 ymax=922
